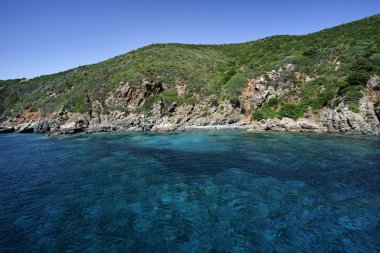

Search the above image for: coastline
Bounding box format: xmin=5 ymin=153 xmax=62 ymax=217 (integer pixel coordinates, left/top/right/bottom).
xmin=1 ymin=75 xmax=378 ymax=136
xmin=2 ymin=120 xmax=378 ymax=136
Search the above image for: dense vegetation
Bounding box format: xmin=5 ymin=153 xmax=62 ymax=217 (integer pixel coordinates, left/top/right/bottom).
xmin=1 ymin=14 xmax=379 ymax=119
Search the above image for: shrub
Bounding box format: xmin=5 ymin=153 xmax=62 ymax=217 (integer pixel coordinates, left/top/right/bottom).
xmin=350 ymin=57 xmax=373 ymax=72
xmin=310 ymin=90 xmax=335 ymax=110
xmin=268 ymin=97 xmax=279 ymax=107
xmin=370 ymin=54 xmax=380 ymax=72
xmin=161 ymin=88 xmax=178 ymax=105
xmin=301 ymin=76 xmax=337 ymax=110
xmin=252 ymin=102 xmax=278 ymax=120
xmin=344 ymin=85 xmax=363 ymax=106
xmin=347 ymin=71 xmax=371 ymax=86
xmin=224 ymin=72 xmax=247 ymax=106
xmin=282 ymin=56 xmax=299 ymax=64
xmin=303 ymin=48 xmax=319 ymax=57
xmin=142 ymin=95 xmax=162 ymax=110
xmin=181 ymin=93 xmax=196 ymax=106
xmin=283 ymin=72 xmax=297 ymax=83
xmin=221 ymin=69 xmax=236 ymax=84
xmin=252 ymin=110 xmax=265 ymax=121
xmin=279 ymin=103 xmax=306 ymax=120
xmin=74 ymin=102 xmax=87 ymax=113
xmin=348 ymin=104 xmax=360 ymax=113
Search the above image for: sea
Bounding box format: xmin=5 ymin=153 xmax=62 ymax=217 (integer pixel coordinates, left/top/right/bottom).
xmin=0 ymin=131 xmax=379 ymax=252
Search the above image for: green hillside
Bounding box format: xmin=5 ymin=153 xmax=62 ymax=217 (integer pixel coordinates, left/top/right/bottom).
xmin=1 ymin=14 xmax=379 ymax=118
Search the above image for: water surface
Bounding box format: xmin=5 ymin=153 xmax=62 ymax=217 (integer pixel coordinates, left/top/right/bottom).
xmin=0 ymin=131 xmax=379 ymax=252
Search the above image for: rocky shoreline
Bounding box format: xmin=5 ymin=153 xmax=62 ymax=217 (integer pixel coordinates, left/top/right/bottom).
xmin=0 ymin=115 xmax=378 ymax=136
xmin=1 ymin=72 xmax=379 ymax=136
xmin=1 ymin=93 xmax=379 ymax=136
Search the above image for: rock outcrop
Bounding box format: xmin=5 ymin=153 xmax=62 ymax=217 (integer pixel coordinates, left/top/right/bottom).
xmin=0 ymin=125 xmax=14 ymax=133
xmin=248 ymin=118 xmax=326 ymax=133
xmin=34 ymin=121 xmax=50 ymax=133
xmin=241 ymin=64 xmax=299 ymax=113
xmin=320 ymin=77 xmax=380 ymax=135
xmin=15 ymin=123 xmax=36 ymax=133
xmin=106 ymin=80 xmax=163 ymax=110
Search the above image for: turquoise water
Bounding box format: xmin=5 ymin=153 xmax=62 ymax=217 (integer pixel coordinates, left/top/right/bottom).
xmin=0 ymin=131 xmax=379 ymax=252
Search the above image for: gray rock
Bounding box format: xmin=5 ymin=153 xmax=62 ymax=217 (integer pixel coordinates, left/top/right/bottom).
xmin=0 ymin=125 xmax=14 ymax=133
xmin=297 ymin=118 xmax=323 ymax=131
xmin=106 ymin=80 xmax=163 ymax=110
xmin=367 ymin=75 xmax=380 ymax=91
xmin=15 ymin=123 xmax=35 ymax=133
xmin=321 ymin=98 xmax=379 ymax=135
xmin=34 ymin=121 xmax=50 ymax=133
xmin=151 ymin=123 xmax=178 ymax=132
xmin=168 ymin=102 xmax=177 ymax=113
xmin=49 ymin=122 xmax=60 ymax=131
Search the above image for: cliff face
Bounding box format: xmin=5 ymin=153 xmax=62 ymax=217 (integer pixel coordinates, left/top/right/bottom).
xmin=1 ymin=15 xmax=380 ymax=135
xmin=1 ymin=72 xmax=378 ymax=135
xmin=321 ymin=79 xmax=380 ymax=135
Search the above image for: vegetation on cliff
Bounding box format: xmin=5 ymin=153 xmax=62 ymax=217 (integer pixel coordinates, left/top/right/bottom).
xmin=0 ymin=14 xmax=379 ymax=119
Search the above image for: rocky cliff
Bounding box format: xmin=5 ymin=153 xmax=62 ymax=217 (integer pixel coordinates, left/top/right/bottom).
xmin=1 ymin=15 xmax=380 ymax=135
xmin=1 ymin=72 xmax=379 ymax=135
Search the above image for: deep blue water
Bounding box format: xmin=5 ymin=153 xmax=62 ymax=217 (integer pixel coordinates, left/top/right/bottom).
xmin=0 ymin=131 xmax=380 ymax=252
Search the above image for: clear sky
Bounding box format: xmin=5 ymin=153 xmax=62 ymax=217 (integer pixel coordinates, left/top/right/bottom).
xmin=0 ymin=0 xmax=379 ymax=80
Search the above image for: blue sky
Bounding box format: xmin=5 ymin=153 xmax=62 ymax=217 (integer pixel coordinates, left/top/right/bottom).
xmin=0 ymin=0 xmax=379 ymax=79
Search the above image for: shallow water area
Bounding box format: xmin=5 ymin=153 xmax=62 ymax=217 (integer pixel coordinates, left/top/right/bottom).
xmin=0 ymin=131 xmax=380 ymax=252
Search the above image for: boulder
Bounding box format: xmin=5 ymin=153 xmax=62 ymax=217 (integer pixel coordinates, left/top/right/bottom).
xmin=34 ymin=121 xmax=50 ymax=133
xmin=280 ymin=117 xmax=300 ymax=131
xmin=87 ymin=125 xmax=118 ymax=133
xmin=0 ymin=125 xmax=14 ymax=133
xmin=367 ymin=75 xmax=380 ymax=91
xmin=58 ymin=120 xmax=86 ymax=134
xmin=297 ymin=118 xmax=323 ymax=131
xmin=151 ymin=123 xmax=178 ymax=132
xmin=60 ymin=122 xmax=77 ymax=130
xmin=49 ymin=122 xmax=61 ymax=131
xmin=15 ymin=123 xmax=35 ymax=133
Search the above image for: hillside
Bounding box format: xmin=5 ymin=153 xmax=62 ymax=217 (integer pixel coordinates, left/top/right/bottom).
xmin=0 ymin=14 xmax=379 ymax=134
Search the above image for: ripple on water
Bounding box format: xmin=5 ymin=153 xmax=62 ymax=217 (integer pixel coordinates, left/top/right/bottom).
xmin=0 ymin=132 xmax=379 ymax=252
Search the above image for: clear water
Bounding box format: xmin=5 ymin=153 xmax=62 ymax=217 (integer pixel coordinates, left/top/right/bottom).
xmin=0 ymin=131 xmax=379 ymax=252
